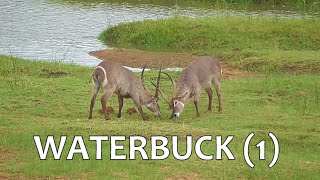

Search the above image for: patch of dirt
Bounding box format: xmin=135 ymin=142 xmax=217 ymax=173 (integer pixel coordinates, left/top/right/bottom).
xmin=0 ymin=172 xmax=8 ymax=180
xmin=282 ymin=62 xmax=320 ymax=74
xmin=114 ymin=172 xmax=129 ymax=178
xmin=240 ymin=60 xmax=268 ymax=71
xmin=0 ymin=149 xmax=16 ymax=168
xmin=167 ymin=172 xmax=202 ymax=180
xmin=240 ymin=60 xmax=320 ymax=74
xmin=98 ymin=107 xmax=115 ymax=114
xmin=0 ymin=149 xmax=28 ymax=180
xmin=98 ymin=107 xmax=138 ymax=115
xmin=127 ymin=107 xmax=137 ymax=115
xmin=160 ymin=166 xmax=171 ymax=171
xmin=89 ymin=48 xmax=248 ymax=79
xmin=40 ymin=68 xmax=69 ymax=78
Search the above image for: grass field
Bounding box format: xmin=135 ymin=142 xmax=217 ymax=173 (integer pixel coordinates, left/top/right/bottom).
xmin=0 ymin=54 xmax=319 ymax=179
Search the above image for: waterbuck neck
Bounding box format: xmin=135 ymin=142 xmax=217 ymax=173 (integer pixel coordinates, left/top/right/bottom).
xmin=139 ymin=87 xmax=154 ymax=105
xmin=174 ymin=83 xmax=190 ymax=98
xmin=173 ymin=68 xmax=196 ymax=98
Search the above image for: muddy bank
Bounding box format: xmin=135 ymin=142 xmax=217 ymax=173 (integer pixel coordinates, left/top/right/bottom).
xmin=89 ymin=48 xmax=247 ymax=79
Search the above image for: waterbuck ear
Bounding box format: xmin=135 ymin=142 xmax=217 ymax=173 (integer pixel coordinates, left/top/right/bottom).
xmin=173 ymin=101 xmax=178 ymax=107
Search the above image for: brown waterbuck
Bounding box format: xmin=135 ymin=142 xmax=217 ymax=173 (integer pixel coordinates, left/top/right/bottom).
xmin=88 ymin=61 xmax=162 ymax=121
xmin=156 ymin=56 xmax=222 ymax=118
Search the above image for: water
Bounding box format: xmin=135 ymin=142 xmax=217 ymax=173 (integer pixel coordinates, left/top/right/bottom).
xmin=0 ymin=0 xmax=318 ymax=67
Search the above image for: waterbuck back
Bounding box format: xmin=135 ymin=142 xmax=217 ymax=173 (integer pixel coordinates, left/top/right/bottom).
xmin=88 ymin=60 xmax=161 ymax=121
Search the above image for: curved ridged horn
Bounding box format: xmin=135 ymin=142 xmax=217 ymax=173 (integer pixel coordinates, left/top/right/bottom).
xmin=151 ymin=81 xmax=172 ymax=109
xmin=154 ymin=65 xmax=162 ymax=98
xmin=141 ymin=64 xmax=147 ymax=89
xmin=162 ymin=71 xmax=176 ymax=94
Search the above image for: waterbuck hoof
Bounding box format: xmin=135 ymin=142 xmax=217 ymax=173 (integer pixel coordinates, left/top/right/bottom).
xmin=142 ymin=116 xmax=150 ymax=121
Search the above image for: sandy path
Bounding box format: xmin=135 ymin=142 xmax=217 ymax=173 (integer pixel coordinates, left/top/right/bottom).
xmin=89 ymin=48 xmax=248 ymax=79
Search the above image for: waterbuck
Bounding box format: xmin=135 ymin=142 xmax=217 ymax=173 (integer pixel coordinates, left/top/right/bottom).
xmin=157 ymin=56 xmax=222 ymax=118
xmin=88 ymin=61 xmax=161 ymax=121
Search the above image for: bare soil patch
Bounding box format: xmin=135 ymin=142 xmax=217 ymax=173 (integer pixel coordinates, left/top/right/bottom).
xmin=89 ymin=49 xmax=248 ymax=79
xmin=0 ymin=149 xmax=29 ymax=179
xmin=167 ymin=172 xmax=202 ymax=180
xmin=40 ymin=68 xmax=69 ymax=78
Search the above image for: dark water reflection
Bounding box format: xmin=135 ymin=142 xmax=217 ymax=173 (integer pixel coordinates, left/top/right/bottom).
xmin=0 ymin=0 xmax=318 ymax=66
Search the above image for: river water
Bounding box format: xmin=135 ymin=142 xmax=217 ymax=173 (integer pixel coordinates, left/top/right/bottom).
xmin=0 ymin=0 xmax=318 ymax=66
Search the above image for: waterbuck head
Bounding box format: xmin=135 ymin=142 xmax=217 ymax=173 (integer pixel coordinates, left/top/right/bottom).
xmin=141 ymin=64 xmax=162 ymax=117
xmin=171 ymin=92 xmax=188 ymax=118
xmin=152 ymin=71 xmax=188 ymax=119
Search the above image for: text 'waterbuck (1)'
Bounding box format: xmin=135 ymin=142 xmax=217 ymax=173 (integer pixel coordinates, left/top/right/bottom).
xmin=158 ymin=56 xmax=222 ymax=118
xmin=88 ymin=60 xmax=162 ymax=121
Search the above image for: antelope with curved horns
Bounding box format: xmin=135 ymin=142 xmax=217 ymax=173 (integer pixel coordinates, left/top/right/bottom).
xmin=88 ymin=61 xmax=162 ymax=121
xmin=155 ymin=56 xmax=222 ymax=118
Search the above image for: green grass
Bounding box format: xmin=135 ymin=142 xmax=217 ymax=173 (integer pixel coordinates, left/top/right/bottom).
xmin=100 ymin=16 xmax=320 ymax=73
xmin=1 ymin=55 xmax=319 ymax=179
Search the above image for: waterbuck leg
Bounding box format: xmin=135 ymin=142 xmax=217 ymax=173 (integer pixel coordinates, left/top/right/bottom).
xmin=205 ymin=87 xmax=213 ymax=111
xmin=213 ymin=78 xmax=222 ymax=112
xmin=194 ymin=91 xmax=201 ymax=117
xmin=117 ymin=95 xmax=123 ymax=118
xmin=88 ymin=80 xmax=100 ymax=119
xmin=133 ymin=98 xmax=148 ymax=121
xmin=101 ymin=86 xmax=115 ymax=121
xmin=194 ymin=100 xmax=200 ymax=117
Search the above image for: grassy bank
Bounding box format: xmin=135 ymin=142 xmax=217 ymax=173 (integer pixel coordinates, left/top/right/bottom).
xmin=100 ymin=16 xmax=320 ymax=73
xmin=58 ymin=0 xmax=320 ymax=10
xmin=0 ymin=55 xmax=319 ymax=179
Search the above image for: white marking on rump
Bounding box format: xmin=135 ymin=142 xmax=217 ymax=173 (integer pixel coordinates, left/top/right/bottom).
xmin=94 ymin=66 xmax=108 ymax=87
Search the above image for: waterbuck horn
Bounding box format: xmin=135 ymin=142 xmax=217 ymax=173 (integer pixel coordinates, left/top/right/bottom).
xmin=161 ymin=71 xmax=176 ymax=94
xmin=141 ymin=64 xmax=147 ymax=90
xmin=154 ymin=65 xmax=162 ymax=98
xmin=151 ymin=81 xmax=172 ymax=109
